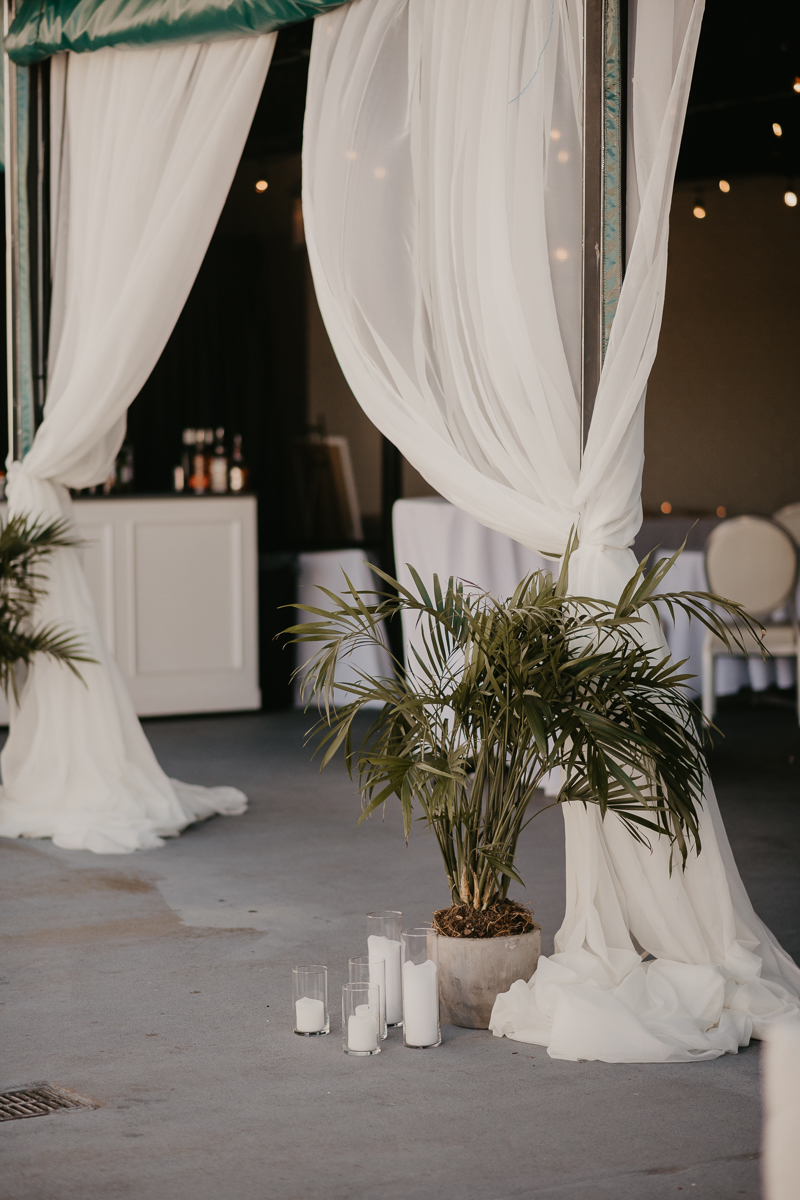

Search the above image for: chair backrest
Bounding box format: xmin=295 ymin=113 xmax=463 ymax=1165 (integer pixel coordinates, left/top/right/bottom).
xmin=705 ymin=516 xmax=798 ymax=619
xmin=773 ymin=502 xmax=800 ymax=547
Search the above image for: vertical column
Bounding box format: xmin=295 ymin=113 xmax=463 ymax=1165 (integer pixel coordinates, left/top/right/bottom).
xmin=28 ymin=60 xmax=50 ymax=427
xmin=581 ymin=0 xmax=627 ymax=455
xmin=581 ymin=0 xmax=604 ymax=452
xmin=4 ymin=0 xmax=40 ymax=466
xmin=601 ymin=0 xmax=625 ymax=359
xmin=4 ymin=0 xmax=21 ymax=462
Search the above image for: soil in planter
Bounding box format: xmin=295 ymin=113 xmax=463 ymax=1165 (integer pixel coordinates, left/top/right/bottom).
xmin=432 ymin=898 xmax=535 ymax=939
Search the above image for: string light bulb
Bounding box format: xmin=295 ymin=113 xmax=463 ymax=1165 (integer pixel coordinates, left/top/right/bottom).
xmin=716 ymin=506 xmax=727 ymax=518
xmin=719 ymin=179 xmax=730 ymax=193
xmin=794 ymin=77 xmax=800 ymax=93
xmin=255 ymin=180 xmax=268 ymax=193
xmin=773 ymin=122 xmax=783 ymax=137
xmin=661 ymin=502 xmax=672 ymax=514
xmin=693 ymin=203 xmax=706 ymax=219
xmin=785 ymin=190 xmax=798 ymax=207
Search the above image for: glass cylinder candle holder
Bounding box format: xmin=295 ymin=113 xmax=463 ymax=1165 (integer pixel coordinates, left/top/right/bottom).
xmin=342 ymin=982 xmax=381 ymax=1056
xmin=292 ymin=965 xmax=329 ymax=1036
xmin=367 ymin=910 xmax=403 ymax=1027
xmin=349 ymin=956 xmax=387 ymax=1040
xmin=401 ymin=928 xmax=440 ymax=1048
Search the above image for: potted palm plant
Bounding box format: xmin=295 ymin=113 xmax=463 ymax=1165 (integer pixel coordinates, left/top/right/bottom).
xmin=287 ymin=538 xmax=759 ymax=1028
xmin=0 ymin=514 xmax=91 ymax=697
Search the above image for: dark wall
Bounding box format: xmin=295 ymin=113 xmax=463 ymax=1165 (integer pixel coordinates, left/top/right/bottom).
xmin=126 ymin=234 xmax=272 ymax=498
xmin=677 ymin=0 xmax=800 ymax=184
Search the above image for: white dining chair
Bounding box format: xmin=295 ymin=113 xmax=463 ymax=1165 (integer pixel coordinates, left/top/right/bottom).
xmin=773 ymin=502 xmax=800 ymax=547
xmin=702 ymin=516 xmax=800 ymax=724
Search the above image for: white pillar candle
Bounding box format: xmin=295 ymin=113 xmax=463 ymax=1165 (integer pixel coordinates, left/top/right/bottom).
xmin=295 ymin=995 xmax=325 ymax=1033
xmin=401 ymin=959 xmax=439 ymax=1046
xmin=368 ymin=934 xmax=402 ymax=1023
xmin=347 ymin=1011 xmax=378 ymax=1052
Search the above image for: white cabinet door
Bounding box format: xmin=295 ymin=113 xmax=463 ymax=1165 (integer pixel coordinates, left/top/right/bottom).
xmin=0 ymin=495 xmax=260 ymax=721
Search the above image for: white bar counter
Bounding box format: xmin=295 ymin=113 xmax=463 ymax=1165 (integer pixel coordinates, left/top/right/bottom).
xmin=0 ymin=494 xmax=261 ymax=721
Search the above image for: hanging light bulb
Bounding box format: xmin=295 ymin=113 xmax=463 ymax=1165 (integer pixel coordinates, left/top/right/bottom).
xmin=693 ymin=203 xmax=706 ymax=219
xmin=773 ymin=122 xmax=783 ymax=137
xmin=255 ymin=179 xmax=268 ymax=193
xmin=718 ymin=179 xmax=731 ymax=193
xmin=785 ymin=190 xmax=798 ymax=207
xmin=794 ymin=77 xmax=800 ymax=94
xmin=661 ymin=502 xmax=672 ymax=515
xmin=716 ymin=506 xmax=727 ymax=518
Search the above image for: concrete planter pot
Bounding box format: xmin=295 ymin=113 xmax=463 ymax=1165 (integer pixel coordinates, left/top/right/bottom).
xmin=437 ymin=925 xmax=541 ymax=1029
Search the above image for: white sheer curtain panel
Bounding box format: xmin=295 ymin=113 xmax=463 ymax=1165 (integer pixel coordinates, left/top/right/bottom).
xmin=304 ymin=0 xmax=800 ymax=1061
xmin=0 ymin=36 xmax=276 ymax=854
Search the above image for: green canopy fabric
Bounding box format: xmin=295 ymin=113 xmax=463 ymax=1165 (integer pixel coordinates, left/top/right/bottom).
xmin=5 ymin=0 xmax=345 ymax=65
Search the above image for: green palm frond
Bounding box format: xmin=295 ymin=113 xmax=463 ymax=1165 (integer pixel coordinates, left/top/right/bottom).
xmin=0 ymin=515 xmax=94 ymax=699
xmin=282 ymin=541 xmax=759 ymax=909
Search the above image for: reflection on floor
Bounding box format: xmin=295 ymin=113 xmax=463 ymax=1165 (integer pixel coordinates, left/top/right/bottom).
xmin=0 ymin=705 xmax=797 ymax=1200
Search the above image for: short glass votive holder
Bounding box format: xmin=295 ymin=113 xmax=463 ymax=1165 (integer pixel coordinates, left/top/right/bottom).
xmin=342 ymin=982 xmax=381 ymax=1056
xmin=367 ymin=910 xmax=403 ymax=1027
xmin=401 ymin=927 xmax=440 ymax=1049
xmin=292 ymin=964 xmax=330 ymax=1036
xmin=349 ymin=955 xmax=387 ymax=1040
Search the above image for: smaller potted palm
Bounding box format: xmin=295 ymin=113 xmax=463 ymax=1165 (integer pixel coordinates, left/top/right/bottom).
xmin=0 ymin=514 xmax=91 ymax=697
xmin=287 ymin=539 xmax=758 ymax=1028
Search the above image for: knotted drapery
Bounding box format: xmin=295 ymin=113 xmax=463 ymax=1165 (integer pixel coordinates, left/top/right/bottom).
xmin=0 ymin=35 xmax=275 ymax=852
xmin=303 ymin=0 xmax=800 ymax=1060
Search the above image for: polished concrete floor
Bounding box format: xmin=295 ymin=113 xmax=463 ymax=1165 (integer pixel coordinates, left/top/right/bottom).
xmin=1 ymin=702 xmax=798 ymax=1200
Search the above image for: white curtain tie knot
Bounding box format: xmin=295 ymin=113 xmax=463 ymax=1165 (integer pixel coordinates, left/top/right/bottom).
xmin=5 ymin=460 xmax=67 ymax=524
xmin=6 ymin=460 xmax=27 ymax=485
xmin=572 ymin=539 xmax=630 ymax=555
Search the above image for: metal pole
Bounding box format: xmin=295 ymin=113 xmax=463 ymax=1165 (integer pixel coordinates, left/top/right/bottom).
xmin=581 ymin=0 xmax=604 ymax=457
xmin=4 ymin=0 xmax=21 ymax=464
xmin=30 ymin=59 xmax=50 ymax=424
xmin=581 ymin=0 xmax=627 ymax=457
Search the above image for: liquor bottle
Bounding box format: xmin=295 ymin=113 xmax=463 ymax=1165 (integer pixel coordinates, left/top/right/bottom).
xmin=209 ymin=427 xmax=228 ymax=494
xmin=189 ymin=430 xmax=209 ymax=494
xmin=181 ymin=428 xmax=196 ymax=483
xmin=228 ymin=434 xmax=249 ymax=493
xmin=204 ymin=428 xmax=215 ymax=476
xmin=118 ymin=444 xmax=135 ymax=492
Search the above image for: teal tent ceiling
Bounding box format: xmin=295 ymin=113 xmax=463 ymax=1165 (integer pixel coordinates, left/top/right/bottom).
xmin=5 ymin=0 xmax=346 ymax=64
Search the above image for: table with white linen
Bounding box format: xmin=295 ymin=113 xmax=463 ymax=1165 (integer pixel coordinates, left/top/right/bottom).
xmin=393 ymin=498 xmax=797 ymax=697
xmin=293 ymin=549 xmax=392 ymax=709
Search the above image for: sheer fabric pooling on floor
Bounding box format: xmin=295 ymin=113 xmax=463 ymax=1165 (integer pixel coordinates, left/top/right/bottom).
xmin=303 ymin=0 xmax=800 ymax=1061
xmin=0 ymin=37 xmax=276 ymax=853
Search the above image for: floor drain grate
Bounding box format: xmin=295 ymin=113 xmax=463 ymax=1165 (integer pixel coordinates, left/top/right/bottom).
xmin=0 ymin=1084 xmax=99 ymax=1121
